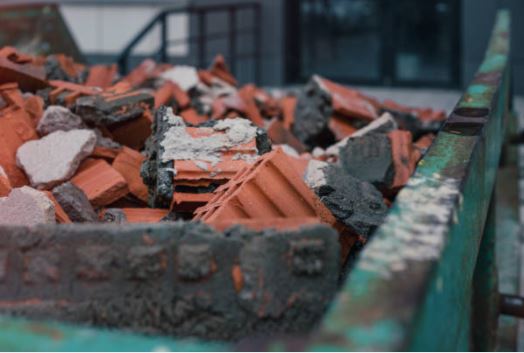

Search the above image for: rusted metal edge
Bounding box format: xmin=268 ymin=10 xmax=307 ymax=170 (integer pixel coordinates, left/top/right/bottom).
xmin=307 ymin=9 xmax=511 ymax=351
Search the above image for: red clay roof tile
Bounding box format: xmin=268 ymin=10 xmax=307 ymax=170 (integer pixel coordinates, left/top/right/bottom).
xmin=90 ymin=146 xmax=121 ymax=162
xmin=154 ymin=81 xmax=190 ymax=109
xmin=194 ymin=148 xmax=338 ymax=228
xmin=171 ymin=192 xmax=214 ymax=212
xmin=0 ymin=171 xmax=12 ymax=197
xmin=0 ymin=47 xmax=47 ymax=91
xmin=179 ymin=108 xmax=208 ymax=125
xmin=112 ymin=147 xmax=149 ymax=203
xmin=71 ymin=158 xmax=129 ymax=207
xmin=103 ymin=207 xmax=169 ymax=223
xmin=48 ymin=80 xmax=101 ymax=107
xmin=314 ymin=75 xmax=378 ymax=122
xmin=0 ymin=107 xmax=38 ymax=187
xmin=107 ymin=109 xmax=153 ymax=150
xmin=209 ymin=54 xmax=237 ymax=86
xmin=328 ymin=115 xmax=359 ymax=141
xmin=388 ymin=130 xmax=418 ymax=191
xmin=267 ymin=118 xmax=306 ymax=153
xmin=85 ymin=64 xmax=118 ymax=88
xmin=279 ymin=96 xmax=296 ymax=130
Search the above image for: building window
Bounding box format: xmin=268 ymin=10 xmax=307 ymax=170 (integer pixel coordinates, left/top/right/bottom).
xmin=287 ymin=0 xmax=460 ymax=87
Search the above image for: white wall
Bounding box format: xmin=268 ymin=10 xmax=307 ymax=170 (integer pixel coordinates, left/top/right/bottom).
xmin=60 ymin=4 xmax=189 ymax=56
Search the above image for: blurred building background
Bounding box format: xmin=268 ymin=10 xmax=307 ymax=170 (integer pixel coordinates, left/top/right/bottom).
xmin=0 ymin=0 xmax=522 ymax=93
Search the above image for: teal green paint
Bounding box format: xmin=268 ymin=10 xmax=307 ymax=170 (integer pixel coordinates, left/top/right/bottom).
xmin=345 ymin=320 xmax=403 ymax=348
xmin=479 ymin=54 xmax=506 ymax=73
xmin=0 ymin=316 xmax=229 ymax=352
xmin=313 ymin=320 xmax=403 ymax=352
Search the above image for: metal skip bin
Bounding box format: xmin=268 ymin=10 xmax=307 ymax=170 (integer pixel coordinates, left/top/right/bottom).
xmin=0 ymin=8 xmax=515 ymax=352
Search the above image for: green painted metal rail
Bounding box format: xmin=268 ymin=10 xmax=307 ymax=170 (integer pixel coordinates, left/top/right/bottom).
xmin=310 ymin=9 xmax=512 ymax=351
xmin=0 ymin=9 xmax=513 ymax=352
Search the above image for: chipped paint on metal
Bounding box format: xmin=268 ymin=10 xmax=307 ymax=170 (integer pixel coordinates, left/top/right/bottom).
xmin=358 ymin=173 xmax=461 ymax=279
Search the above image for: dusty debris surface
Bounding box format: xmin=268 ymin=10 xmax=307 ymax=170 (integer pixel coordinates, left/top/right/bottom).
xmin=0 ymin=48 xmax=445 ymax=340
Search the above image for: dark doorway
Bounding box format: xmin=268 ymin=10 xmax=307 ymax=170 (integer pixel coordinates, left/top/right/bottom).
xmin=285 ymin=0 xmax=461 ymax=87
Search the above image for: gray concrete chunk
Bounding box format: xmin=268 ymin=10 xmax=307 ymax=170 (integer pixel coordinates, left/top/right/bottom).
xmin=0 ymin=186 xmax=55 ymax=225
xmin=52 ymin=182 xmax=98 ymax=222
xmin=16 ymin=129 xmax=96 ymax=189
xmin=37 ymin=105 xmax=86 ymax=136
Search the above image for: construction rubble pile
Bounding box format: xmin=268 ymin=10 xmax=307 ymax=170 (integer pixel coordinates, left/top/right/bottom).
xmin=0 ymin=47 xmax=445 ymax=338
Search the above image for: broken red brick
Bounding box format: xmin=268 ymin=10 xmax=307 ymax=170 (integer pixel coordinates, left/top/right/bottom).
xmin=159 ymin=119 xmax=264 ymax=213
xmin=112 ymin=147 xmax=149 ymax=203
xmin=328 ymin=115 xmax=359 ymax=141
xmin=53 ymin=54 xmax=85 ymax=80
xmin=381 ymin=99 xmax=446 ymax=123
xmin=23 ymin=94 xmax=45 ymax=126
xmin=0 ymin=106 xmax=39 ymax=187
xmin=314 ymin=75 xmax=378 ymax=122
xmin=0 ymin=167 xmax=12 ymax=197
xmin=71 ymin=159 xmax=129 ymax=207
xmin=85 ymin=64 xmax=118 ymax=88
xmin=107 ymin=109 xmax=153 ymax=150
xmin=122 ymin=208 xmax=169 ymax=223
xmin=154 ymin=81 xmax=176 ymax=108
xmin=0 ymin=47 xmax=47 ymax=91
xmin=171 ymin=192 xmax=214 ymax=213
xmin=198 ymin=69 xmax=214 ymax=86
xmin=0 ymin=82 xmax=25 ymax=108
xmin=44 ymin=191 xmax=73 ymax=224
xmin=252 ymin=87 xmax=281 ymax=117
xmin=194 ymin=148 xmax=338 ymax=228
xmin=237 ymin=85 xmax=265 ymax=127
xmin=179 ymin=108 xmax=208 ymax=125
xmin=154 ymin=81 xmax=190 ymax=109
xmin=209 ymin=54 xmax=237 ymax=86
xmin=412 ymin=133 xmax=435 ymax=163
xmin=388 ymin=130 xmax=418 ymax=191
xmin=414 ymin=133 xmax=435 ymax=151
xmin=121 ymin=59 xmax=157 ymax=87
xmin=48 ymin=80 xmax=101 ymax=107
xmin=267 ymin=118 xmax=306 ymax=153
xmin=91 ymin=146 xmax=121 ymax=162
xmin=280 ymin=96 xmax=297 ymax=130
xmin=211 ymin=86 xmax=265 ymax=127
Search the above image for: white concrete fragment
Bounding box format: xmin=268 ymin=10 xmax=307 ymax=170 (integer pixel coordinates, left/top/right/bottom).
xmin=351 ymin=112 xmax=397 ymax=138
xmin=160 ymin=65 xmax=200 ymax=91
xmin=160 ymin=108 xmax=258 ymax=165
xmin=279 ymin=144 xmax=300 ymax=158
xmin=37 ymin=105 xmax=86 ymax=136
xmin=325 ymin=112 xmax=398 ymax=157
xmin=312 ymin=147 xmax=325 ymax=158
xmin=304 ymin=160 xmax=329 ymax=189
xmin=16 ymin=129 xmax=97 ymax=189
xmin=0 ymin=186 xmax=55 ymax=225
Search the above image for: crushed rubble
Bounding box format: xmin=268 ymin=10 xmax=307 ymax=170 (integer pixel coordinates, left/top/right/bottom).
xmin=0 ymin=46 xmax=446 ymax=340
